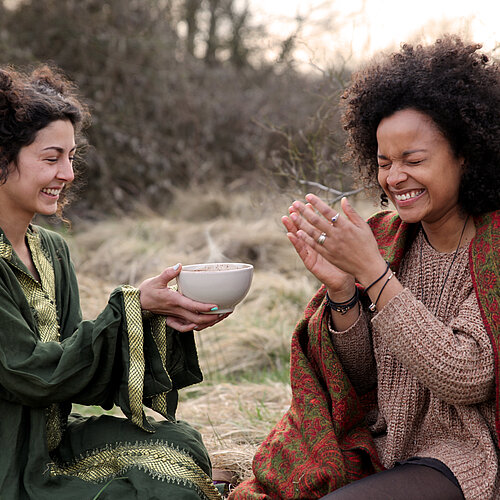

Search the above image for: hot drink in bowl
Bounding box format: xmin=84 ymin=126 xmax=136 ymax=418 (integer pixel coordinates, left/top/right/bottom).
xmin=177 ymin=262 xmax=253 ymax=313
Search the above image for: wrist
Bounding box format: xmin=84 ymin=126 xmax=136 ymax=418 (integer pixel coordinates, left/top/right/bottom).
xmin=326 ymin=287 xmax=360 ymax=315
xmin=326 ymin=279 xmax=356 ymax=303
xmin=357 ymin=259 xmax=389 ymax=289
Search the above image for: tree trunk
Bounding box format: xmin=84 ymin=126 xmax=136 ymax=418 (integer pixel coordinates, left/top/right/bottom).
xmin=205 ymin=0 xmax=219 ymax=65
xmin=185 ymin=0 xmax=201 ymax=56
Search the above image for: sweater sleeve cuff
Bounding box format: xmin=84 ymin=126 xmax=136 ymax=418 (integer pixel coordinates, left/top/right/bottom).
xmin=371 ymin=287 xmax=416 ymax=339
xmin=328 ymin=306 xmax=367 ymax=336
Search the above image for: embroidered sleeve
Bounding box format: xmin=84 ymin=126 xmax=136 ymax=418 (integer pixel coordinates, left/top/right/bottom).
xmin=116 ymin=285 xmax=203 ymax=432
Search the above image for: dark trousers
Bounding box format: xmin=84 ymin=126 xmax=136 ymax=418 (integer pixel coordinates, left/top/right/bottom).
xmin=320 ymin=459 xmax=464 ymax=500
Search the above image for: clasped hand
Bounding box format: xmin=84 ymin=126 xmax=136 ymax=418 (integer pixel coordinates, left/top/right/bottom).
xmin=282 ymin=194 xmax=383 ymax=298
xmin=138 ymin=265 xmax=229 ymax=332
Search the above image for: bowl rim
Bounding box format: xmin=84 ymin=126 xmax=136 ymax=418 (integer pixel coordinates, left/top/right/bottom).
xmin=180 ymin=262 xmax=253 ymax=273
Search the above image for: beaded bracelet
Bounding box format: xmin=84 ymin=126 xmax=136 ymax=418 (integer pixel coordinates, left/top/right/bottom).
xmin=368 ymin=271 xmax=395 ymax=312
xmin=326 ymin=287 xmax=360 ymax=315
xmin=364 ymin=261 xmax=390 ymax=294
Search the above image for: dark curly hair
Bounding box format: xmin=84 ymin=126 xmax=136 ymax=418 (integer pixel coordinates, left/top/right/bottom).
xmin=341 ymin=35 xmax=500 ymax=215
xmin=0 ymin=64 xmax=90 ymax=217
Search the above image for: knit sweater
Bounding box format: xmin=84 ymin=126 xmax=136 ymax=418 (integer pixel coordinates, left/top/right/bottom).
xmin=330 ymin=229 xmax=499 ymax=500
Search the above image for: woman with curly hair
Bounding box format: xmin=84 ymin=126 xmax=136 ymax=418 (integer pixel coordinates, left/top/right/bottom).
xmin=230 ymin=36 xmax=499 ymax=500
xmin=0 ymin=65 xmax=228 ymax=499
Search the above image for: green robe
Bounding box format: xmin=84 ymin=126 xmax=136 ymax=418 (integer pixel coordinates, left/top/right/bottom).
xmin=0 ymin=225 xmax=222 ymax=500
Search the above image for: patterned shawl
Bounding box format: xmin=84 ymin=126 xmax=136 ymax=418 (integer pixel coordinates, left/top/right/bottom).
xmin=229 ymin=210 xmax=499 ymax=499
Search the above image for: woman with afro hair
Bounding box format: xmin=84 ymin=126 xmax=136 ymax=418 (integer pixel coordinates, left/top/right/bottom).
xmin=230 ymin=36 xmax=499 ymax=500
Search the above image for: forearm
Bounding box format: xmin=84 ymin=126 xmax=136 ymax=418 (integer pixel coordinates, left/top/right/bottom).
xmin=328 ymin=257 xmax=403 ymax=329
xmin=356 ymin=258 xmax=404 ymax=314
xmin=327 ymin=286 xmax=361 ymax=331
xmin=328 ymin=307 xmax=376 ymax=394
xmin=371 ymin=288 xmax=494 ymax=404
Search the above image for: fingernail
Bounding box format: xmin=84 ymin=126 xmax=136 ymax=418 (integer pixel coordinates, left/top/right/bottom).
xmin=173 ymin=263 xmax=180 ymax=271
xmin=210 ymin=306 xmax=219 ymax=311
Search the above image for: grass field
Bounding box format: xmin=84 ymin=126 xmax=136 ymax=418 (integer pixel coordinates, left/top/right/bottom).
xmin=67 ymin=184 xmax=378 ymax=486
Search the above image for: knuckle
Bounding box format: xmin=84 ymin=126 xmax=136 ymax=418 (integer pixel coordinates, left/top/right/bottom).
xmin=310 ymin=212 xmax=320 ymax=224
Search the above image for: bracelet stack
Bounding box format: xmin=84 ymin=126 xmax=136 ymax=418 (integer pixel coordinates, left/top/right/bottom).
xmin=326 ymin=261 xmax=395 ymax=315
xmin=326 ymin=287 xmax=360 ymax=315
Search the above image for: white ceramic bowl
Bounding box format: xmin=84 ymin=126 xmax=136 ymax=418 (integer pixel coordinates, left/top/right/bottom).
xmin=177 ymin=262 xmax=254 ymax=313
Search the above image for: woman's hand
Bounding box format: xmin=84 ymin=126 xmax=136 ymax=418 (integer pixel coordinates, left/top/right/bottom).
xmin=282 ymin=203 xmax=356 ymax=302
xmin=289 ymin=194 xmax=386 ymax=287
xmin=138 ymin=264 xmax=229 ymax=332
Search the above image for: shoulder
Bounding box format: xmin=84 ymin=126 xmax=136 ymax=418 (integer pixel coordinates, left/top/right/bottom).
xmin=366 ymin=210 xmax=401 ymax=228
xmin=474 ymin=210 xmax=500 ymax=237
xmin=471 ymin=210 xmax=500 ymax=269
xmin=472 ymin=210 xmax=500 ymax=257
xmin=32 ymin=225 xmax=67 ymax=244
xmin=470 ymin=210 xmax=499 ymax=339
xmin=366 ymin=210 xmax=418 ymax=268
xmin=366 ymin=210 xmax=405 ymax=241
xmin=32 ymin=225 xmax=71 ymax=260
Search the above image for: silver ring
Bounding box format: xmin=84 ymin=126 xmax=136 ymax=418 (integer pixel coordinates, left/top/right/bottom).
xmin=331 ymin=213 xmax=340 ymax=224
xmin=317 ymin=232 xmax=327 ymax=245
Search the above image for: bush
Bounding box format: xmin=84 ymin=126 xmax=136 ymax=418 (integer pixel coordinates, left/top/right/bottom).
xmin=0 ymin=0 xmax=352 ymax=216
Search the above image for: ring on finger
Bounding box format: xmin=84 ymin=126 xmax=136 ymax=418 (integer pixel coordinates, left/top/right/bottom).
xmin=317 ymin=232 xmax=327 ymax=245
xmin=331 ymin=213 xmax=340 ymax=224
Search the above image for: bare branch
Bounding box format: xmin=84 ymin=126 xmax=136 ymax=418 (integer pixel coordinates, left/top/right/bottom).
xmin=298 ymin=180 xmax=363 ymax=200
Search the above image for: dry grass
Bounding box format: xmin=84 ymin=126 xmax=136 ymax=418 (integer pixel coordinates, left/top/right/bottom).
xmin=69 ymin=185 xmax=378 ymax=487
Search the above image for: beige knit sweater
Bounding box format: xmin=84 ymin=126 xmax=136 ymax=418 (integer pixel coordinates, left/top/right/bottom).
xmin=330 ymin=230 xmax=499 ymax=500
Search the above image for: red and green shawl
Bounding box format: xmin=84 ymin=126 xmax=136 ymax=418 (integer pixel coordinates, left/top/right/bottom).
xmin=229 ymin=210 xmax=499 ymax=500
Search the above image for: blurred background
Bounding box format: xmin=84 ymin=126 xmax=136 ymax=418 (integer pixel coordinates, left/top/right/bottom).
xmin=2 ymin=0 xmax=497 ymax=489
xmin=2 ymin=0 xmax=498 ymax=218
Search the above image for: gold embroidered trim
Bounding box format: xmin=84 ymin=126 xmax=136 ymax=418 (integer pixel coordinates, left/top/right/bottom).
xmin=50 ymin=440 xmax=222 ymax=500
xmin=13 ymin=230 xmax=64 ymax=451
xmin=121 ymin=285 xmax=148 ymax=430
xmin=0 ymin=234 xmax=12 ymax=260
xmin=18 ymin=231 xmax=60 ymax=343
xmin=150 ymin=314 xmax=169 ymax=416
xmin=45 ymin=403 xmax=65 ymax=452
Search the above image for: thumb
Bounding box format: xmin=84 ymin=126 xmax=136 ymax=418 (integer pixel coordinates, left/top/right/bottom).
xmin=341 ymin=197 xmax=363 ymax=225
xmin=158 ymin=263 xmax=182 ymax=285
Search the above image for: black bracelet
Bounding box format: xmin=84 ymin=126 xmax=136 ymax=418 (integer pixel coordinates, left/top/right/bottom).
xmin=364 ymin=261 xmax=390 ymax=294
xmin=368 ymin=271 xmax=395 ymax=312
xmin=326 ymin=287 xmax=360 ymax=315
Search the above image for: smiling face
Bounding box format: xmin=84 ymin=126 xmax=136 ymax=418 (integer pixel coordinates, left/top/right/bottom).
xmin=0 ymin=119 xmax=76 ymax=226
xmin=376 ymin=108 xmax=464 ymax=227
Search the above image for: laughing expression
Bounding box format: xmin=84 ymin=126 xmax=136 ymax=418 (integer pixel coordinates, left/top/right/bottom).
xmin=0 ymin=120 xmax=76 ymax=225
xmin=376 ymin=108 xmax=463 ymax=226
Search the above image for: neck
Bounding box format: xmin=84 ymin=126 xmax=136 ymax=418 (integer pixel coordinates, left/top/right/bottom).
xmin=0 ymin=215 xmax=31 ymax=250
xmin=0 ymin=193 xmax=34 ymax=248
xmin=421 ymin=212 xmax=475 ymax=253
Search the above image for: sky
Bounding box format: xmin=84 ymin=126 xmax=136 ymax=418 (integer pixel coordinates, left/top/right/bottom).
xmin=247 ymin=0 xmax=500 ymax=70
